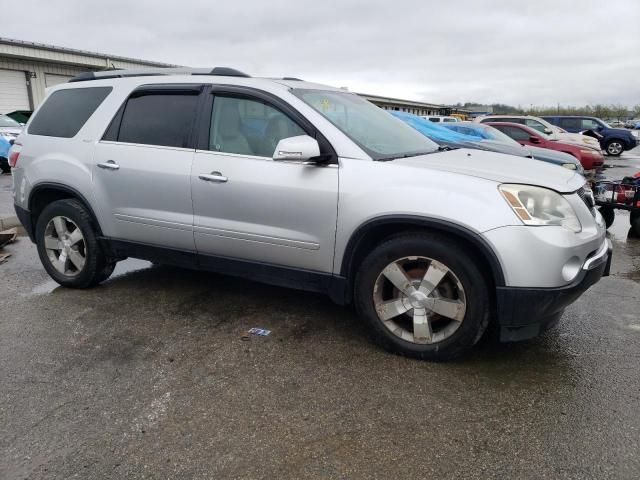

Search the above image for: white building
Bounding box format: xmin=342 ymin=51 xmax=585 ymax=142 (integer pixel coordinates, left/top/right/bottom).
xmin=0 ymin=37 xmax=176 ymax=113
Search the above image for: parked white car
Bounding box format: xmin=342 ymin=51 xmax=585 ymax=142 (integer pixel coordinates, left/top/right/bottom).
xmin=422 ymin=115 xmax=459 ymax=123
xmin=475 ymin=115 xmax=601 ymax=150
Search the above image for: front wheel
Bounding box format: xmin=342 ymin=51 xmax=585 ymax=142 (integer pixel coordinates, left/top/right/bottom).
xmin=605 ymin=140 xmax=624 ymax=156
xmin=35 ymin=199 xmax=115 ymax=288
xmin=354 ymin=233 xmax=490 ymax=361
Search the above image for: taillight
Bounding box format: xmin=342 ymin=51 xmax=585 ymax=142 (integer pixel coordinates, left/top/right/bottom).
xmin=8 ymin=144 xmax=21 ymax=168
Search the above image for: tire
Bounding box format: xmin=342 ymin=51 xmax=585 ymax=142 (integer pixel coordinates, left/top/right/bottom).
xmin=354 ymin=233 xmax=490 ymax=361
xmin=605 ymin=139 xmax=624 ymax=156
xmin=35 ymin=199 xmax=115 ymax=288
xmin=599 ymin=207 xmax=615 ymax=229
xmin=0 ymin=158 xmax=10 ymax=174
xmin=631 ymin=211 xmax=640 ymax=226
xmin=632 ymin=215 xmax=640 ymax=237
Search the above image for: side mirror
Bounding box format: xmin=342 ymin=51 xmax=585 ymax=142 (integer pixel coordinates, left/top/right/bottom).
xmin=544 ymin=128 xmax=553 ymax=134
xmin=273 ymin=135 xmax=321 ymax=163
xmin=529 ymin=136 xmax=542 ymax=144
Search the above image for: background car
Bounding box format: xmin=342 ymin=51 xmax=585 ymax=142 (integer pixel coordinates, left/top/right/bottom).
xmin=475 ymin=114 xmax=602 ymax=150
xmin=486 ymin=121 xmax=604 ymax=171
xmin=421 ymin=115 xmax=459 ymax=123
xmin=4 ymin=110 xmax=33 ymax=124
xmin=391 ymin=113 xmax=583 ymax=172
xmin=542 ymin=116 xmax=639 ymax=156
xmin=442 ymin=121 xmax=583 ymax=173
xmin=624 ymin=119 xmax=640 ymax=129
xmin=0 ymin=114 xmax=22 ymax=173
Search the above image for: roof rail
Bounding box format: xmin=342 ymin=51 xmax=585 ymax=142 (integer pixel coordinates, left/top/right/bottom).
xmin=68 ymin=67 xmax=251 ymax=83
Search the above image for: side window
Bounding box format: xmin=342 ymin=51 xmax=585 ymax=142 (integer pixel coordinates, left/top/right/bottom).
xmin=498 ymin=126 xmax=531 ymax=141
xmin=29 ymin=87 xmax=112 ymax=138
xmin=559 ymin=118 xmax=580 ymax=130
xmin=209 ymin=96 xmax=305 ymax=157
xmin=581 ymin=118 xmax=600 ymax=130
xmin=525 ymin=119 xmax=546 ymax=133
xmin=115 ymin=92 xmax=199 ymax=148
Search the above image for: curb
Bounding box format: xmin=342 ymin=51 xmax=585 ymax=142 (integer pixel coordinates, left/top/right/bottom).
xmin=0 ymin=216 xmax=20 ymax=231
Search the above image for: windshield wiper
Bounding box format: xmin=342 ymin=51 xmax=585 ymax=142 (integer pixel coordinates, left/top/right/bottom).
xmin=376 ymin=151 xmax=437 ymax=161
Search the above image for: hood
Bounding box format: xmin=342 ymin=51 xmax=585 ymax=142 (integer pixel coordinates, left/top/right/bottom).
xmin=553 ymin=131 xmax=601 ymax=149
xmin=394 ymin=148 xmax=584 ymax=193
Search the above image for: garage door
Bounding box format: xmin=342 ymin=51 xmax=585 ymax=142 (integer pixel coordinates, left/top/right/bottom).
xmin=45 ymin=73 xmax=73 ymax=88
xmin=0 ymin=69 xmax=30 ymax=113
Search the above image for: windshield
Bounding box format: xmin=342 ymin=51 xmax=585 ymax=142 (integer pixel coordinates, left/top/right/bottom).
xmin=292 ymin=89 xmax=438 ymax=160
xmin=0 ymin=115 xmax=21 ymax=128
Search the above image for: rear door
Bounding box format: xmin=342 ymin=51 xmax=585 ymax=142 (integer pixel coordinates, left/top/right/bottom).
xmin=190 ymin=86 xmax=339 ymax=273
xmin=92 ymin=84 xmax=201 ymax=251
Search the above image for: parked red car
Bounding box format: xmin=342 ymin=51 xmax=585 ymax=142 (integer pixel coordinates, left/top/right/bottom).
xmin=486 ymin=122 xmax=604 ymax=171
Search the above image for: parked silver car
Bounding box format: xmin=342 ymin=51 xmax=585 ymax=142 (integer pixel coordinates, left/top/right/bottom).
xmin=10 ymin=68 xmax=611 ymax=359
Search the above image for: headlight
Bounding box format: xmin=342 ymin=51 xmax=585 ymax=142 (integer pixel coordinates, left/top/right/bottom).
xmin=561 ymin=163 xmax=577 ymax=170
xmin=499 ymin=184 xmax=582 ymax=232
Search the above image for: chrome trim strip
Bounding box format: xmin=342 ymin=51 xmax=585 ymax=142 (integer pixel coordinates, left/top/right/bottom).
xmin=582 ymin=239 xmax=611 ymax=271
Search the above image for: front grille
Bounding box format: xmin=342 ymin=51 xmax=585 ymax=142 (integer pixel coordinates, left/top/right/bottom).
xmin=577 ymin=187 xmax=596 ymax=217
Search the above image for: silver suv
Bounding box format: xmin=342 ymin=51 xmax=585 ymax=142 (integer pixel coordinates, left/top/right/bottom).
xmin=9 ymin=68 xmax=611 ymax=360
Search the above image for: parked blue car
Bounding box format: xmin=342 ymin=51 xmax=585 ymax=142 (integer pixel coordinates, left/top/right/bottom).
xmin=542 ymin=116 xmax=639 ymax=156
xmin=0 ymin=136 xmax=11 ymax=173
xmin=390 ymin=112 xmax=583 ymax=173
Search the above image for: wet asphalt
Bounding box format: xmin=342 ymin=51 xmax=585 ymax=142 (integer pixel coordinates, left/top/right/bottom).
xmin=1 ymin=151 xmax=640 ymax=479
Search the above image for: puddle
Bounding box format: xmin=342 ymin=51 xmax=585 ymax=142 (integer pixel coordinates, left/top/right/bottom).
xmin=29 ymin=258 xmax=153 ymax=295
xmin=110 ymin=258 xmax=153 ymax=279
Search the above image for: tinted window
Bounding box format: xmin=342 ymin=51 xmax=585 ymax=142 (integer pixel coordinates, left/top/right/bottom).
xmin=29 ymin=87 xmax=112 ymax=138
xmin=524 ymin=119 xmax=547 ymax=133
xmin=581 ymin=118 xmax=601 ymax=130
xmin=209 ymin=96 xmax=305 ymax=157
xmin=559 ymin=118 xmax=581 ymax=130
xmin=117 ymin=93 xmax=198 ymax=148
xmin=495 ymin=125 xmax=531 ymax=141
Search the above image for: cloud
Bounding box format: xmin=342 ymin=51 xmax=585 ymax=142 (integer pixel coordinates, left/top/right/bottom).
xmin=5 ymin=0 xmax=640 ymax=106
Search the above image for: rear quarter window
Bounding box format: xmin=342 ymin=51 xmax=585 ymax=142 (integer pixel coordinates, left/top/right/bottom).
xmin=28 ymin=87 xmax=112 ymax=138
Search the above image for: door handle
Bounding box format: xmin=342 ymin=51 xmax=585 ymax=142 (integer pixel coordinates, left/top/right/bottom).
xmin=199 ymin=171 xmax=228 ymax=183
xmin=97 ymin=160 xmax=120 ymax=170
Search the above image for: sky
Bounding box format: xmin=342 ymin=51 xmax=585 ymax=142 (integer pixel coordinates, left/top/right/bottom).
xmin=4 ymin=0 xmax=639 ymax=107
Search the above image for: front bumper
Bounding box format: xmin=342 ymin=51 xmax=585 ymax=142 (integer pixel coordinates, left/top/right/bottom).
xmin=495 ymin=238 xmax=611 ymax=342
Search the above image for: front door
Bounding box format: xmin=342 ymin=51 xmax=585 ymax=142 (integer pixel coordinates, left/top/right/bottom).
xmin=191 ymin=91 xmax=339 ymax=273
xmin=92 ymin=85 xmax=201 ymax=251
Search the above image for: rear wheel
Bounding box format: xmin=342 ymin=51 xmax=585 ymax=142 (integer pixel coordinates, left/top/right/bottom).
xmin=35 ymin=199 xmax=115 ymax=288
xmin=354 ymin=233 xmax=490 ymax=360
xmin=605 ymin=140 xmax=624 ymax=156
xmin=599 ymin=207 xmax=615 ymax=229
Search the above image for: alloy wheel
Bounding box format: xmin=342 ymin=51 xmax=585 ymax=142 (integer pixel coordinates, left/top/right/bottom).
xmin=372 ymin=256 xmax=466 ymax=344
xmin=607 ymin=142 xmax=623 ymax=155
xmin=43 ymin=216 xmax=87 ymax=276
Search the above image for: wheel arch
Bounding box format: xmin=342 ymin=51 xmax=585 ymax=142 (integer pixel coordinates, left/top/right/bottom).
xmin=339 ymin=215 xmax=506 ymax=303
xmin=28 ymin=183 xmax=104 ymax=239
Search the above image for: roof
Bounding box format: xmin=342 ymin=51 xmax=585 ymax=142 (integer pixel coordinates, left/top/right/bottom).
xmin=358 ymin=93 xmax=445 ymax=109
xmin=0 ymin=36 xmax=178 ymax=68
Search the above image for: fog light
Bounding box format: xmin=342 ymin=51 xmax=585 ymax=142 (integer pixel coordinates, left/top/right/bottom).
xmin=562 ymin=256 xmax=582 ymax=282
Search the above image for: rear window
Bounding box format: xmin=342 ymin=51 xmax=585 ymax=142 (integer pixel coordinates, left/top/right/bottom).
xmin=28 ymin=87 xmax=112 ymax=138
